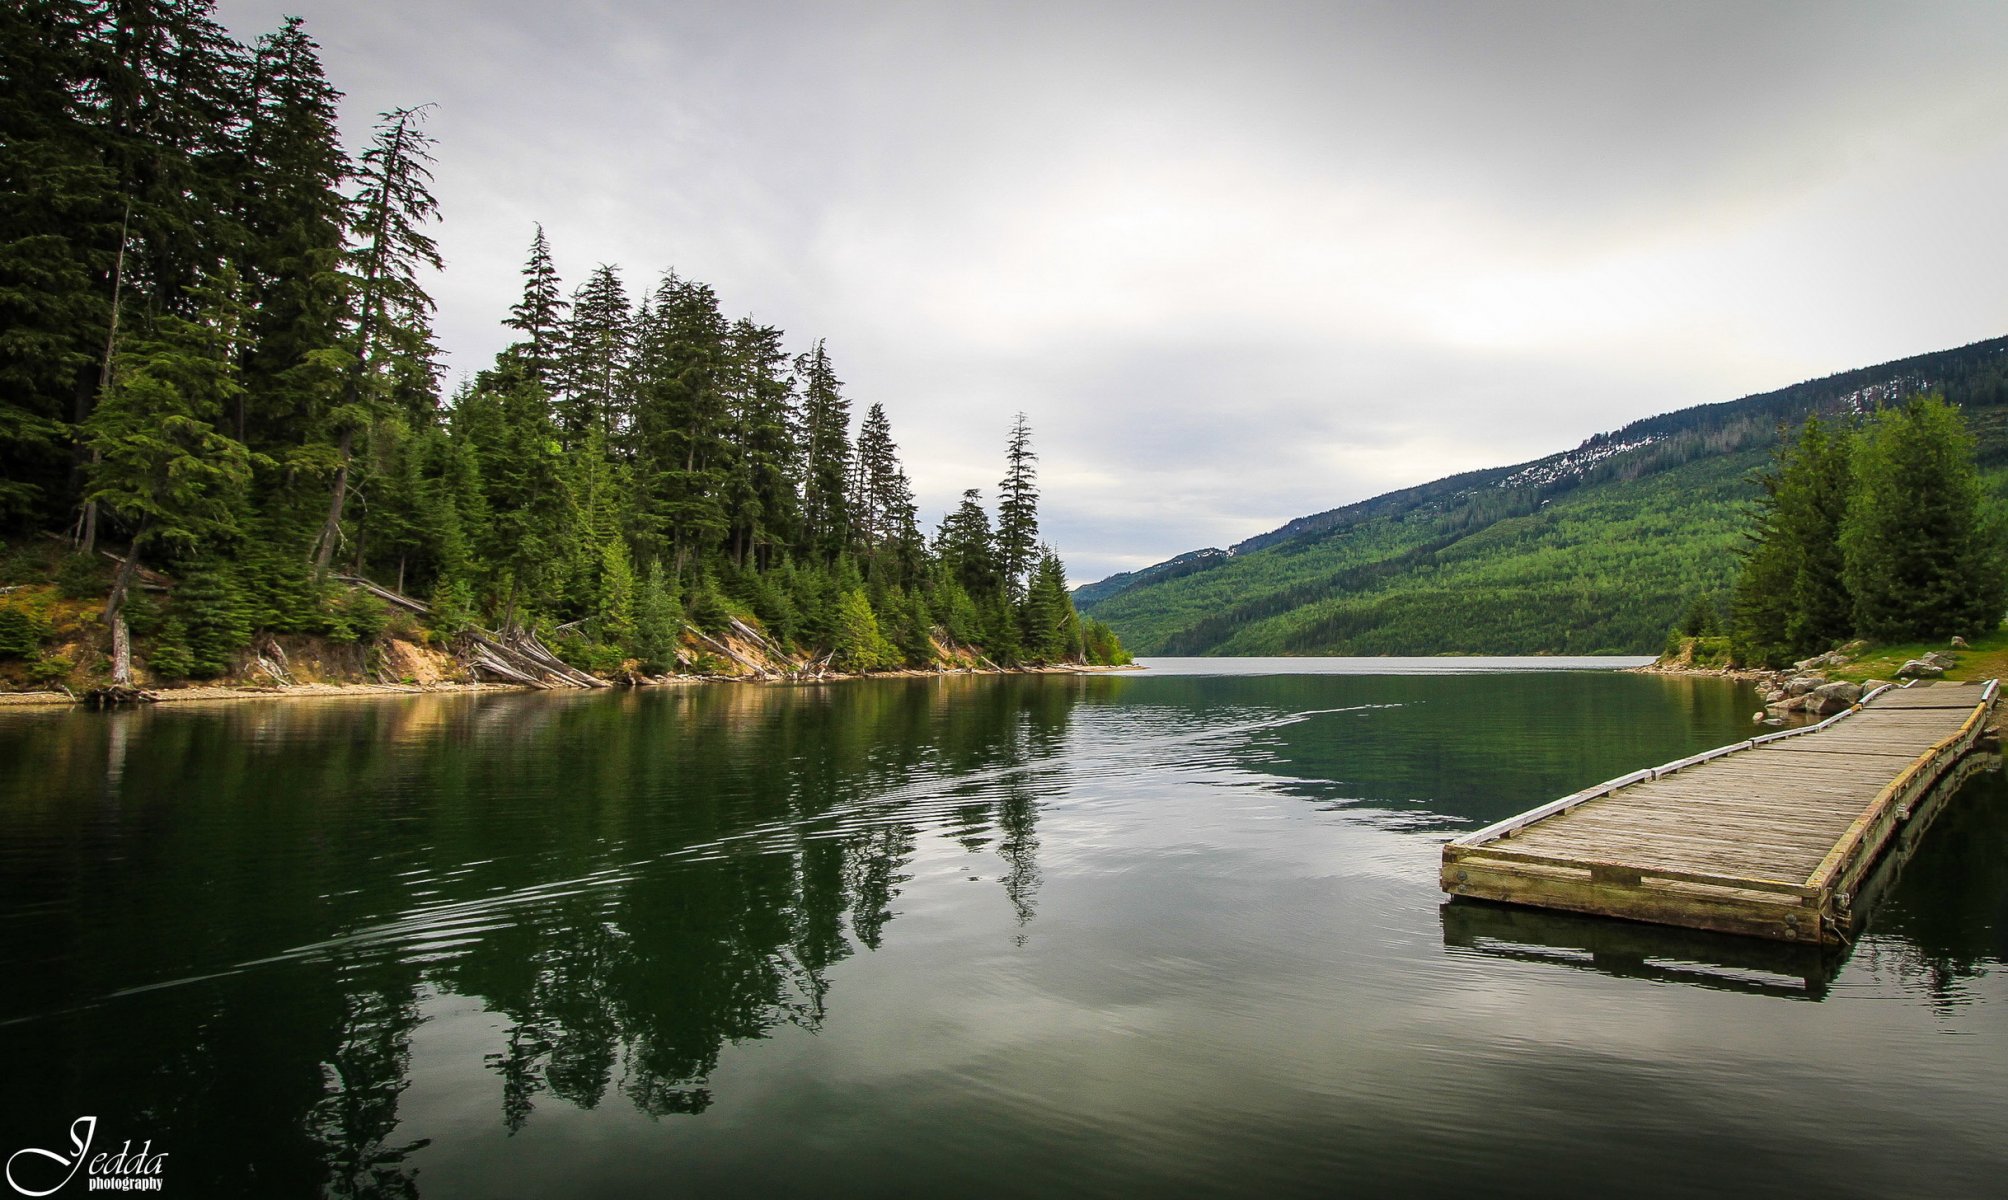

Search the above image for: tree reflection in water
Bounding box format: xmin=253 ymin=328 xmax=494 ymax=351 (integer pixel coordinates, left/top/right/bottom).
xmin=0 ymin=677 xmax=1080 ymax=1197
xmin=269 ymin=677 xmax=1077 ymax=1166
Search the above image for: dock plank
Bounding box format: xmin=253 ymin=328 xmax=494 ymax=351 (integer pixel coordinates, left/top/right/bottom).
xmin=1443 ymin=681 xmax=1997 ymax=943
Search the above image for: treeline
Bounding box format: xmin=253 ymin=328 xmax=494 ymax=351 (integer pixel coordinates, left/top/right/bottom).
xmin=1711 ymin=396 xmax=2006 ymax=667
xmin=0 ymin=3 xmax=1125 ymax=679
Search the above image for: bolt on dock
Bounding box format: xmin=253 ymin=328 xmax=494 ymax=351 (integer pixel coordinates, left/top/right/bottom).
xmin=1441 ymin=679 xmax=1999 ymax=943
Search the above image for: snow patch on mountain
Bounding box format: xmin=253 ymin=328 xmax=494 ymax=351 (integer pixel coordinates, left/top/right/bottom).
xmin=1496 ymin=435 xmax=1662 ymax=490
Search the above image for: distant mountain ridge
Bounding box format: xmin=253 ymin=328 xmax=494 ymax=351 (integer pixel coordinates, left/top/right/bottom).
xmin=1077 ymin=336 xmax=2008 ymax=656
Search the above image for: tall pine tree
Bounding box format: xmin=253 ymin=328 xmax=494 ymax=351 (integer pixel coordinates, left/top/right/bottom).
xmin=995 ymin=413 xmax=1039 ymax=599
xmin=312 ymin=104 xmax=443 ymax=570
xmin=794 ymin=340 xmax=850 ymax=563
xmin=1841 ymin=396 xmax=2005 ymax=641
xmin=554 ymin=263 xmax=628 ymax=445
xmin=503 ymin=223 xmax=566 ymax=388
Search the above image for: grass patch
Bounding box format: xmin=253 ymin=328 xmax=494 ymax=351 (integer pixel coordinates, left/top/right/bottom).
xmin=1661 ymin=635 xmax=1736 ymax=670
xmin=1825 ymin=625 xmax=2008 ymax=684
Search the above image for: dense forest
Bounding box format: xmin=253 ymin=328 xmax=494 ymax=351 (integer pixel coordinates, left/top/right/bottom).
xmin=1721 ymin=397 xmax=2005 ymax=667
xmin=0 ymin=2 xmax=1125 ymax=690
xmin=1079 ymin=337 xmax=2008 ymax=656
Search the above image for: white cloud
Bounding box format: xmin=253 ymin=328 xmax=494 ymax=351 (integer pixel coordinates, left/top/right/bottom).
xmin=215 ymin=0 xmax=2008 ymax=583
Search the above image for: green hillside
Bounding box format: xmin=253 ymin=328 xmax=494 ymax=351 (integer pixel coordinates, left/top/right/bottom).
xmin=1079 ymin=336 xmax=2008 ymax=655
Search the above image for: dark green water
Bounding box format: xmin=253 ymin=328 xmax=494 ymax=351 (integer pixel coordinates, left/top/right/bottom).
xmin=2 ymin=662 xmax=2005 ymax=1198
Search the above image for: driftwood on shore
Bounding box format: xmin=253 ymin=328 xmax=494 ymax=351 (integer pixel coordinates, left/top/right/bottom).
xmin=253 ymin=634 xmax=297 ymax=686
xmin=726 ymin=616 xmax=793 ymax=664
xmin=461 ymin=626 xmax=610 ymax=689
xmin=327 ymin=574 xmax=604 ymax=690
xmin=336 ymin=573 xmax=431 ymax=615
xmin=685 ymin=625 xmax=778 ymax=678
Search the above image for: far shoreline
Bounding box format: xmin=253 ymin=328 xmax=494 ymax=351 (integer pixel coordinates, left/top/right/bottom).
xmin=0 ymin=662 xmax=1147 ymax=711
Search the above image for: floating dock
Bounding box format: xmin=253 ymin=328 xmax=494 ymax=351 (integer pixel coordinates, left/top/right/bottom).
xmin=1441 ymin=679 xmax=1998 ymax=943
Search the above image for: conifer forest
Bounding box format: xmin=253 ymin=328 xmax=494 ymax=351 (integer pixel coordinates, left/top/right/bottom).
xmin=0 ymin=3 xmax=1127 ymax=689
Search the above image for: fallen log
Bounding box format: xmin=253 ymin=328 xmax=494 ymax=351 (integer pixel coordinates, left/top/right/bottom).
xmin=464 ymin=643 xmax=551 ymax=688
xmin=725 ymin=616 xmax=796 ymax=667
xmin=687 ymin=625 xmax=776 ymax=678
xmin=91 ymin=547 xmax=170 ymax=590
xmin=500 ymin=626 xmax=608 ymax=688
xmin=335 ymin=574 xmax=432 ymax=615
xmin=460 ymin=626 xmax=608 ymax=689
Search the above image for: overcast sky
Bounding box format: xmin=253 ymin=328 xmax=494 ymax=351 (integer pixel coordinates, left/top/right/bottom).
xmin=215 ymin=0 xmax=2008 ymax=583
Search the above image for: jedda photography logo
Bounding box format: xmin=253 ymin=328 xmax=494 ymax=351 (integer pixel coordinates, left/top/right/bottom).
xmin=6 ymin=1118 xmax=166 ymax=1195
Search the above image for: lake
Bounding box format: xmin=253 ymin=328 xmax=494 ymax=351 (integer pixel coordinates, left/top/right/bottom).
xmin=2 ymin=661 xmax=2004 ymax=1197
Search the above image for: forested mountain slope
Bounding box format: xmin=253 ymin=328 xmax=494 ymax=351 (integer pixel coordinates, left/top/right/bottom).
xmin=1078 ymin=337 xmax=2008 ymax=655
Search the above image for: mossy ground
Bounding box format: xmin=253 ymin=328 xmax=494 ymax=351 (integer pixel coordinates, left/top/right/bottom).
xmin=1659 ymin=635 xmax=1736 ymax=670
xmin=1823 ymin=625 xmax=2008 ymax=685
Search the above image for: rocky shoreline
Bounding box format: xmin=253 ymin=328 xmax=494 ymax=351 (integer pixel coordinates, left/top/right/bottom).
xmin=0 ymin=661 xmax=1144 ymax=709
xmin=1638 ymin=637 xmax=1977 ymax=725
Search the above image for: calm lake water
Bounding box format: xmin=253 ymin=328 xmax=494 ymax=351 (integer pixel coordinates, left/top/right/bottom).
xmin=2 ymin=661 xmax=2004 ymax=1197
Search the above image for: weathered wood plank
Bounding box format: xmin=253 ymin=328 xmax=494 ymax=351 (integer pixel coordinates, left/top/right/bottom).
xmin=1441 ymin=680 xmax=1996 ymax=944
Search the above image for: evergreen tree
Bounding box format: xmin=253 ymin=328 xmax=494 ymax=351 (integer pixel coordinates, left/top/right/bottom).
xmin=598 ymin=538 xmax=637 ymax=649
xmin=1019 ymin=547 xmax=1073 ymax=663
xmin=935 ymin=488 xmax=1000 ymax=599
xmin=746 ymin=564 xmax=798 ymax=644
xmin=931 ymin=570 xmax=983 ymax=646
xmin=634 ymin=558 xmax=681 ymax=671
xmin=237 ymin=506 xmax=323 ymax=631
xmin=313 ymin=104 xmax=443 ymax=570
xmin=849 ymin=402 xmax=921 ymax=585
xmin=503 ymin=224 xmax=566 ymax=387
xmin=39 ymin=0 xmax=246 ymax=548
xmin=429 ymin=576 xmax=477 ymax=636
xmin=794 ymin=340 xmax=850 ymax=562
xmin=790 ymin=561 xmax=838 ymax=649
xmin=450 ymin=362 xmax=562 ymax=623
xmin=554 ymin=263 xmax=628 ymax=444
xmin=0 ymin=0 xmax=116 ymax=523
xmin=628 ymin=272 xmax=729 ymax=576
xmin=1676 ymin=591 xmax=1724 ymax=638
xmin=1080 ymin=616 xmax=1130 ymax=666
xmin=1841 ymin=396 xmax=2005 ymax=640
xmin=981 ymin=591 xmax=1021 ymax=666
xmin=175 ymin=557 xmax=252 ymax=677
xmin=148 ymin=614 xmax=193 ymax=679
xmin=831 ymin=587 xmax=894 ymax=672
xmin=1729 ymin=486 xmax=1796 ymax=668
xmin=232 ymin=15 xmax=349 ymax=452
xmin=1729 ymin=415 xmax=1852 ymax=665
xmin=687 ymin=569 xmax=732 ymax=634
xmin=996 ymin=413 xmax=1039 ymax=598
xmin=84 ymin=269 xmax=256 ymax=620
xmin=1780 ymin=417 xmax=1853 ymax=654
xmin=84 ymin=0 xmax=245 ymax=312
xmin=895 ymin=587 xmax=935 ymax=667
xmin=555 ymin=425 xmax=627 ymax=615
xmin=722 ymin=318 xmax=799 ymax=569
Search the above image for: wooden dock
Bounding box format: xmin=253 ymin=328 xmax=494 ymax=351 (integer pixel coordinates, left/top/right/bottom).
xmin=1441 ymin=680 xmax=1999 ymax=943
